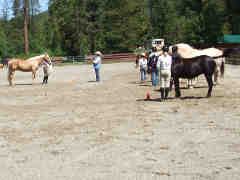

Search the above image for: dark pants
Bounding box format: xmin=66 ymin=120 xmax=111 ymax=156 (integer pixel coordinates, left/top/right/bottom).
xmin=94 ymin=68 xmax=100 ymax=81
xmin=42 ymin=75 xmax=48 ymax=84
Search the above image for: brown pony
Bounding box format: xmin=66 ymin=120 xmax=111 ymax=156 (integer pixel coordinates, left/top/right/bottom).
xmin=8 ymin=53 xmax=52 ymax=86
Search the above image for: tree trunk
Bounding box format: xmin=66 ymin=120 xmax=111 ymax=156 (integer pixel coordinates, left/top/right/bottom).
xmin=24 ymin=0 xmax=29 ymax=54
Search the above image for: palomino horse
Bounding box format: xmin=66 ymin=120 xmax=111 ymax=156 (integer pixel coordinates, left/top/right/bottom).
xmin=8 ymin=53 xmax=52 ymax=86
xmin=169 ymin=43 xmax=225 ymax=87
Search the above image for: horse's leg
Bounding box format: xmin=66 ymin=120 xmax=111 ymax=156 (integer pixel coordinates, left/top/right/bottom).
xmin=174 ymin=76 xmax=181 ymax=98
xmin=169 ymin=77 xmax=174 ymax=91
xmin=214 ymin=61 xmax=221 ymax=85
xmin=188 ymin=79 xmax=194 ymax=89
xmin=32 ymin=71 xmax=36 ymax=85
xmin=214 ymin=67 xmax=219 ymax=85
xmin=8 ymin=71 xmax=15 ymax=86
xmin=205 ymin=74 xmax=213 ymax=98
xmin=8 ymin=70 xmax=11 ymax=86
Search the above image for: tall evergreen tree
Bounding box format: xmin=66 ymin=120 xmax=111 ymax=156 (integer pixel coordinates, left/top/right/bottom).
xmin=102 ymin=0 xmax=147 ymax=53
xmin=12 ymin=0 xmax=23 ymax=17
xmin=0 ymin=27 xmax=8 ymax=57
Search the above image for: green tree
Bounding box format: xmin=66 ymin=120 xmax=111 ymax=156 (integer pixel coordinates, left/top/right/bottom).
xmin=12 ymin=0 xmax=23 ymax=17
xmin=102 ymin=0 xmax=147 ymax=53
xmin=0 ymin=27 xmax=8 ymax=57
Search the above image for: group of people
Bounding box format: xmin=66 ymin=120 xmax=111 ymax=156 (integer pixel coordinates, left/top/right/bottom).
xmin=137 ymin=45 xmax=173 ymax=101
xmin=41 ymin=47 xmax=175 ymax=101
xmin=41 ymin=47 xmax=173 ymax=101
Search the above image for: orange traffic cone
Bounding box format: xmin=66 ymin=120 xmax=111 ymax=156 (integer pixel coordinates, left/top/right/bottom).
xmin=146 ymin=92 xmax=150 ymax=100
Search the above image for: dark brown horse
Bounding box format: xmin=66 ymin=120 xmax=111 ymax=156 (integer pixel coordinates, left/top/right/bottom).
xmin=171 ymin=54 xmax=217 ymax=98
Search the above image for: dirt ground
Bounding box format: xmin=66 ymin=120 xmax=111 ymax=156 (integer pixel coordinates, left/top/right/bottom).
xmin=0 ymin=62 xmax=239 ymax=180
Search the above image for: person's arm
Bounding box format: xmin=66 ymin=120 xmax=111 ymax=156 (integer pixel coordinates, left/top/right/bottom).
xmin=93 ymin=56 xmax=100 ymax=64
xmin=138 ymin=58 xmax=142 ymax=67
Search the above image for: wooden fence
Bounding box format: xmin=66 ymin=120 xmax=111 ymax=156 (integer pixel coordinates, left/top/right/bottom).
xmin=85 ymin=53 xmax=136 ymax=63
xmin=52 ymin=53 xmax=137 ymax=64
xmin=51 ymin=44 xmax=240 ymax=65
xmin=225 ymin=56 xmax=240 ymax=65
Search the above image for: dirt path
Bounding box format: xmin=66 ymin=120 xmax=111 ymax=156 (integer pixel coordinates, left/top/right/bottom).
xmin=0 ymin=63 xmax=239 ymax=180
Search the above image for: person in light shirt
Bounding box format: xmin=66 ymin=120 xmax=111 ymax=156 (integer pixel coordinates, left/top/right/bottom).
xmin=92 ymin=51 xmax=102 ymax=82
xmin=138 ymin=53 xmax=148 ymax=82
xmin=157 ymin=45 xmax=172 ymax=101
xmin=42 ymin=60 xmax=53 ymax=85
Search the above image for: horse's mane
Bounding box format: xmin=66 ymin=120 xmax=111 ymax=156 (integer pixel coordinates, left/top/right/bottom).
xmin=174 ymin=43 xmax=196 ymax=50
xmin=28 ymin=54 xmax=45 ymax=60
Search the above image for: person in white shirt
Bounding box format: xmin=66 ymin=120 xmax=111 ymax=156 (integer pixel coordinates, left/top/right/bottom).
xmin=138 ymin=53 xmax=148 ymax=82
xmin=158 ymin=45 xmax=172 ymax=100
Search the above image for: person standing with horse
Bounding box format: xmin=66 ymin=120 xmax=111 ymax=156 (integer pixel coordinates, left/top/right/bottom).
xmin=42 ymin=60 xmax=53 ymax=85
xmin=92 ymin=51 xmax=102 ymax=82
xmin=158 ymin=45 xmax=172 ymax=101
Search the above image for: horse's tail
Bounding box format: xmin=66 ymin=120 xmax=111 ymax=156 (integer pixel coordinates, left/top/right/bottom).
xmin=7 ymin=64 xmax=10 ymax=78
xmin=210 ymin=47 xmax=240 ymax=59
xmin=7 ymin=62 xmax=12 ymax=83
xmin=222 ymin=47 xmax=240 ymax=57
xmin=220 ymin=58 xmax=225 ymax=78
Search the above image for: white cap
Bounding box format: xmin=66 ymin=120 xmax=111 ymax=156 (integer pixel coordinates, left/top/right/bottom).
xmin=95 ymin=51 xmax=102 ymax=56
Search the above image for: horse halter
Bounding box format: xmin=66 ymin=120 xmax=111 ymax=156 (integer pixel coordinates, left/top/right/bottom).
xmin=43 ymin=55 xmax=52 ymax=65
xmin=172 ymin=46 xmax=178 ymax=53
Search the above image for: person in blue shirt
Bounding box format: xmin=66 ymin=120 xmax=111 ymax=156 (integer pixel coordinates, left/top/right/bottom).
xmin=92 ymin=51 xmax=102 ymax=82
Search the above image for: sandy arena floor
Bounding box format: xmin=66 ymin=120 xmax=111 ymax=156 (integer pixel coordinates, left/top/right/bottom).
xmin=0 ymin=62 xmax=239 ymax=180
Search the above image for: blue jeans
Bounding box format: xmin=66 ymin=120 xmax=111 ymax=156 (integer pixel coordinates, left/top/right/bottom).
xmin=140 ymin=68 xmax=147 ymax=81
xmin=94 ymin=68 xmax=100 ymax=81
xmin=151 ymin=70 xmax=159 ymax=86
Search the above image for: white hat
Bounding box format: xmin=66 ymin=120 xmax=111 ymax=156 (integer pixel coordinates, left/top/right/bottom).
xmin=95 ymin=51 xmax=102 ymax=56
xmin=140 ymin=52 xmax=145 ymax=57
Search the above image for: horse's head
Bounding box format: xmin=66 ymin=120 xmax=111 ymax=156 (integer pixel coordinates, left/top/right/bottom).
xmin=43 ymin=53 xmax=52 ymax=65
xmin=172 ymin=46 xmax=178 ymax=54
xmin=172 ymin=52 xmax=182 ymax=65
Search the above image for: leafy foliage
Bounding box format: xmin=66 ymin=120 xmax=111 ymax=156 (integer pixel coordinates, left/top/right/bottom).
xmin=0 ymin=0 xmax=240 ymax=57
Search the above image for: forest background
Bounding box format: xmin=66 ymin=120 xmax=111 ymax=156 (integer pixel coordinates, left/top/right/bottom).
xmin=0 ymin=0 xmax=240 ymax=58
